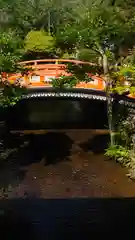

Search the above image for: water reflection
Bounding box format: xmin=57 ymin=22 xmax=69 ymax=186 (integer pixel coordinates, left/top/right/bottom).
xmin=8 ymin=98 xmax=108 ymax=130
xmin=17 ymin=132 xmax=74 ymax=166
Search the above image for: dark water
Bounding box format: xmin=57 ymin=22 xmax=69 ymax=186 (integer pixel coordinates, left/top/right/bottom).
xmin=7 ymin=98 xmax=108 ymax=130
xmin=1 ymin=130 xmax=135 ymax=239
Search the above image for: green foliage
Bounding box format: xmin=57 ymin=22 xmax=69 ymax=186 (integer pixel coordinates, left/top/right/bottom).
xmin=0 ymin=81 xmax=27 ymax=108
xmin=0 ymin=31 xmax=24 ymax=73
xmin=51 ymin=60 xmax=103 ymax=87
xmin=56 ymin=5 xmax=132 ymax=57
xmin=105 ymin=145 xmax=129 ymax=165
xmin=105 ymin=105 xmax=135 ymax=179
xmin=1 ymin=0 xmax=135 ymax=43
xmin=0 ymin=31 xmax=26 ymax=108
xmin=0 ymin=0 xmax=82 ymax=37
xmin=105 ymin=144 xmax=135 ymax=179
xmin=0 ymin=0 xmax=50 ymax=36
xmin=111 ymin=62 xmax=135 ymax=95
xmin=66 ymin=62 xmax=103 ymax=80
xmin=114 ymin=65 xmax=135 ymax=80
xmin=61 ymin=52 xmax=74 ymax=59
xmin=52 ymin=75 xmax=78 ymax=88
xmin=78 ymin=48 xmax=100 ymax=63
xmin=25 ymin=30 xmax=55 ymax=53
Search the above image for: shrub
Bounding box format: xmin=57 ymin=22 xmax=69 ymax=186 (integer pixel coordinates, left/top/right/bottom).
xmin=105 ymin=145 xmax=129 ymax=166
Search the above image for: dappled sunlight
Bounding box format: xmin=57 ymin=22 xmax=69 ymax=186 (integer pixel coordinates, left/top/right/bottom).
xmin=0 ymin=130 xmax=135 ymax=200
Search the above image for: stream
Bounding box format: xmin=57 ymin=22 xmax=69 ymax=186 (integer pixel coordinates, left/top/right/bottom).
xmin=0 ymin=130 xmax=135 ymax=239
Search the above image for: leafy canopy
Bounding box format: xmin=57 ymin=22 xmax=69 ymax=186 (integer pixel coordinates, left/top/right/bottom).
xmin=56 ymin=5 xmax=133 ymax=59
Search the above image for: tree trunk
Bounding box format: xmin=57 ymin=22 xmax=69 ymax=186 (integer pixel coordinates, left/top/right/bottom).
xmin=48 ymin=11 xmax=51 ymax=36
xmin=103 ymin=53 xmax=115 ymax=146
xmin=74 ymin=47 xmax=79 ymax=59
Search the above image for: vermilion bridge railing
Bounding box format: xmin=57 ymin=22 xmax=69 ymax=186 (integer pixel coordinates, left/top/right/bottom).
xmin=3 ymin=58 xmax=134 ymax=99
xmin=7 ymin=59 xmax=105 ymax=90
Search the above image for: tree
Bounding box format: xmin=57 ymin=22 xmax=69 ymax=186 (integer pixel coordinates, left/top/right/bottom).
xmin=0 ymin=0 xmax=84 ymax=37
xmin=24 ymin=30 xmax=55 ymax=59
xmin=0 ymin=0 xmax=49 ymax=37
xmin=0 ymin=31 xmax=23 ymax=73
xmin=104 ymin=53 xmax=135 ymax=178
xmin=55 ymin=4 xmax=135 ymax=146
xmin=0 ymin=30 xmax=26 ymax=108
xmin=1 ymin=0 xmax=135 ymax=39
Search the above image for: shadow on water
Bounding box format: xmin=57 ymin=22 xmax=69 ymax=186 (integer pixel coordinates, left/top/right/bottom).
xmin=0 ymin=131 xmax=110 ymax=192
xmin=16 ymin=132 xmax=74 ymax=166
xmin=0 ymin=197 xmax=135 ymax=239
xmin=11 ymin=131 xmax=110 ymax=167
xmin=2 ymin=131 xmax=110 ymax=168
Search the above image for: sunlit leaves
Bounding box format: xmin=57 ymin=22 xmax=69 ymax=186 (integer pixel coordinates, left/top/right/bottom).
xmin=0 ymin=31 xmax=23 ymax=73
xmin=0 ymin=81 xmax=27 ymax=108
xmin=56 ymin=4 xmax=133 ymax=61
xmin=0 ymin=31 xmax=26 ymax=107
xmin=52 ymin=75 xmax=78 ymax=88
xmin=25 ymin=30 xmax=55 ymax=53
xmin=78 ymin=48 xmax=100 ymax=63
